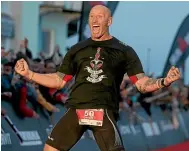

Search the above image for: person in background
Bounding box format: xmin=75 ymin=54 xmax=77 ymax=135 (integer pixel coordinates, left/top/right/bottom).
xmin=50 ymin=45 xmax=63 ymax=67
xmin=170 ymin=86 xmax=180 ymax=129
xmin=13 ymin=77 xmax=39 ymax=119
xmin=15 ymin=38 xmax=33 ymax=67
xmin=1 ymin=46 xmax=9 ymax=57
xmin=180 ymin=85 xmax=189 ymax=111
xmin=20 ymin=38 xmax=33 ymax=60
xmin=1 ymin=60 xmax=14 ymax=102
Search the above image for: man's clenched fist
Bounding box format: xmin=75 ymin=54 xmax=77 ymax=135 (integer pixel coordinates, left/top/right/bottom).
xmin=15 ymin=58 xmax=30 ymax=78
xmin=164 ymin=66 xmax=181 ymax=86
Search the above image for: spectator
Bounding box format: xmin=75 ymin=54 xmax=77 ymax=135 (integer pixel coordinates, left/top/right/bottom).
xmin=35 ymin=83 xmax=59 ymax=113
xmin=180 ymin=85 xmax=189 ymax=111
xmin=1 ymin=60 xmax=14 ymax=100
xmin=1 ymin=46 xmax=9 ymax=57
xmin=26 ymin=79 xmax=39 ymax=112
xmin=15 ymin=38 xmax=33 ymax=67
xmin=38 ymin=59 xmax=66 ymax=125
xmin=10 ymin=72 xmax=39 ymax=119
xmin=20 ymin=38 xmax=33 ymax=59
xmin=16 ymin=79 xmax=39 ymax=118
xmin=39 ymin=59 xmax=67 ymax=105
xmin=170 ymin=86 xmax=180 ymax=129
xmin=50 ymin=45 xmax=63 ymax=67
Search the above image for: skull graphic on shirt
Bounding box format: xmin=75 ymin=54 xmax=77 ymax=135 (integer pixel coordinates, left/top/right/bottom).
xmin=85 ymin=47 xmax=107 ymax=83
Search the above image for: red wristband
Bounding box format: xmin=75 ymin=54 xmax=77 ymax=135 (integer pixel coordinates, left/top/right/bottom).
xmin=63 ymin=75 xmax=73 ymax=82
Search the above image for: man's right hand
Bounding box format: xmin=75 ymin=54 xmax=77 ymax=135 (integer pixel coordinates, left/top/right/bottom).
xmin=15 ymin=58 xmax=31 ymax=78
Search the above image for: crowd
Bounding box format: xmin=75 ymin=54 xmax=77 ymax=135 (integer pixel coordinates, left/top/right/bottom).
xmin=1 ymin=38 xmax=71 ymax=126
xmin=119 ymin=74 xmax=189 ymax=130
xmin=1 ymin=38 xmax=189 ymax=130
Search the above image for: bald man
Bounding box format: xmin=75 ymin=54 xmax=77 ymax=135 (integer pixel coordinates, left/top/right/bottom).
xmin=15 ymin=5 xmax=180 ymax=151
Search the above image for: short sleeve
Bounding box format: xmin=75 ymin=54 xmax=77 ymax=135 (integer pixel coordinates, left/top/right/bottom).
xmin=57 ymin=50 xmax=76 ymax=76
xmin=124 ymin=46 xmax=144 ymax=76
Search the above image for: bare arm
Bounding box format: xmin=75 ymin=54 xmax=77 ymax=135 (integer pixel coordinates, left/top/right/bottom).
xmin=132 ymin=66 xmax=180 ymax=93
xmin=135 ymin=73 xmax=166 ymax=93
xmin=28 ymin=71 xmax=67 ymax=89
xmin=14 ymin=58 xmax=71 ymax=89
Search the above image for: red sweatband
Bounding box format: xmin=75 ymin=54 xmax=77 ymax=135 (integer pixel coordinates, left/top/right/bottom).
xmin=63 ymin=75 xmax=73 ymax=82
xmin=129 ymin=75 xmax=138 ymax=84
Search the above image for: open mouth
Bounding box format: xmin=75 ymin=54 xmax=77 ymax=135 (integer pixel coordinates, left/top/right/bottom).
xmin=92 ymin=25 xmax=100 ymax=33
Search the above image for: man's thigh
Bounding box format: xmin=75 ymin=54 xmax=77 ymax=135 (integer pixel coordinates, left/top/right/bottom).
xmin=92 ymin=109 xmax=125 ymax=151
xmin=46 ymin=108 xmax=86 ymax=151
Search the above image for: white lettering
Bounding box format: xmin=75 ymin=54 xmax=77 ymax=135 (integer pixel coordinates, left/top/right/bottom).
xmin=89 ymin=111 xmax=94 ymax=117
xmin=48 ymin=136 xmax=54 ymax=141
xmin=1 ymin=133 xmax=12 ymax=145
xmin=85 ymin=67 xmax=103 ymax=75
xmin=84 ymin=110 xmax=94 ymax=117
xmin=160 ymin=120 xmax=174 ymax=132
xmin=19 ymin=131 xmax=41 ymax=141
xmin=152 ymin=122 xmax=161 ymax=135
xmin=19 ymin=131 xmax=42 ymax=146
xmin=119 ymin=125 xmax=131 ymax=135
xmin=86 ymin=77 xmax=103 ymax=83
xmin=142 ymin=123 xmax=154 ymax=136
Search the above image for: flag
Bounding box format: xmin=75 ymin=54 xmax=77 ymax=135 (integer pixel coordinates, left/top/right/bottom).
xmin=162 ymin=14 xmax=189 ymax=77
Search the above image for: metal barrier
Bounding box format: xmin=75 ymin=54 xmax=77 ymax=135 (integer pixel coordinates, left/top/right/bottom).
xmin=1 ymin=101 xmax=189 ymax=151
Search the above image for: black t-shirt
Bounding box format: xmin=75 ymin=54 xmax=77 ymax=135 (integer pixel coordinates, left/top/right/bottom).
xmin=57 ymin=37 xmax=144 ymax=112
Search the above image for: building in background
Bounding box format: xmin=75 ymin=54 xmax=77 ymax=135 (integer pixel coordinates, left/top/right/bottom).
xmin=1 ymin=1 xmax=15 ymax=50
xmin=39 ymin=1 xmax=81 ymax=57
xmin=1 ymin=1 xmax=82 ymax=57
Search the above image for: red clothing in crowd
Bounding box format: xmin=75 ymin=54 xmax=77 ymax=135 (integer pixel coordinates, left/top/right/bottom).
xmin=19 ymin=85 xmax=34 ymax=117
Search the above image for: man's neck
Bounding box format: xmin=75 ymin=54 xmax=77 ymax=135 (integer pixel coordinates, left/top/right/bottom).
xmin=91 ymin=33 xmax=112 ymax=41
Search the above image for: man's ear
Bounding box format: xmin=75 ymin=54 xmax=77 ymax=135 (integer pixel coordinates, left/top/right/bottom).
xmin=108 ymin=17 xmax=112 ymax=26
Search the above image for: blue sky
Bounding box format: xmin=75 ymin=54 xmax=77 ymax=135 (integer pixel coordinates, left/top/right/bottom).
xmin=67 ymin=1 xmax=189 ymax=84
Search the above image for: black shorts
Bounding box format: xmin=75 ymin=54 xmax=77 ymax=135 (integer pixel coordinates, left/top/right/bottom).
xmin=46 ymin=108 xmax=125 ymax=151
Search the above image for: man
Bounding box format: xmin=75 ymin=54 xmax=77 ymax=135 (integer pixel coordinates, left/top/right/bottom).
xmin=15 ymin=5 xmax=180 ymax=151
xmin=20 ymin=38 xmax=33 ymax=59
xmin=15 ymin=38 xmax=33 ymax=67
xmin=1 ymin=60 xmax=13 ymax=101
xmin=50 ymin=45 xmax=63 ymax=67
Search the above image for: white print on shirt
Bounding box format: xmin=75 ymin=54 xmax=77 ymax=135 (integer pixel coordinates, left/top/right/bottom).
xmin=84 ymin=47 xmax=107 ymax=83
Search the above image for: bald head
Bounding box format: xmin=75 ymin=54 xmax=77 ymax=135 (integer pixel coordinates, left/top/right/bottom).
xmin=88 ymin=5 xmax=112 ymax=40
xmin=90 ymin=5 xmax=112 ymax=18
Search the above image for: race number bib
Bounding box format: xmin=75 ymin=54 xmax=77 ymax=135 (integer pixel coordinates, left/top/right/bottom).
xmin=76 ymin=109 xmax=104 ymax=126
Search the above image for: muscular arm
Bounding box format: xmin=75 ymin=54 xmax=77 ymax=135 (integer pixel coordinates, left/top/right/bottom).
xmin=28 ymin=71 xmax=72 ymax=89
xmin=123 ymin=45 xmax=180 ymax=93
xmin=134 ymin=73 xmax=168 ymax=93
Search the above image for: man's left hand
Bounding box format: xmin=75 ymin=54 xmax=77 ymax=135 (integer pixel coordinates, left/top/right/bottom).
xmin=164 ymin=66 xmax=181 ymax=86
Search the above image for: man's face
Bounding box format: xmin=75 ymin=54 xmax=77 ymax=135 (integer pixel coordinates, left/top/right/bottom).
xmin=88 ymin=6 xmax=111 ymax=39
xmin=3 ymin=65 xmax=12 ymax=75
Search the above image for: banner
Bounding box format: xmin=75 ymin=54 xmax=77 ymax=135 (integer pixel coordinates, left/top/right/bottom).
xmin=2 ymin=99 xmax=189 ymax=151
xmin=162 ymin=14 xmax=189 ymax=77
xmin=78 ymin=1 xmax=119 ymax=41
